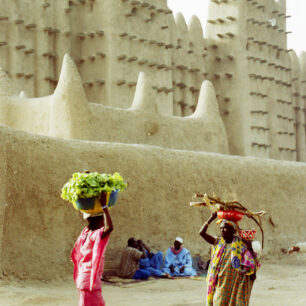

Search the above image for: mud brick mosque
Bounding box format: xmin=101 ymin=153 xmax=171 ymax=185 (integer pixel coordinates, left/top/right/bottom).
xmin=0 ymin=0 xmax=305 ymax=161
xmin=0 ymin=0 xmax=305 ymax=280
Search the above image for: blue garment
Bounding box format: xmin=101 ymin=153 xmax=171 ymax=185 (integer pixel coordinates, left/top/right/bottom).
xmin=132 ymin=269 xmax=150 ymax=279
xmin=139 ymin=251 xmax=164 ymax=277
xmin=162 ymin=247 xmax=197 ymax=277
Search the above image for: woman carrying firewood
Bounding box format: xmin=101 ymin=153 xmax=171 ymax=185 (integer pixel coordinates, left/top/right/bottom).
xmin=199 ymin=212 xmax=260 ymax=306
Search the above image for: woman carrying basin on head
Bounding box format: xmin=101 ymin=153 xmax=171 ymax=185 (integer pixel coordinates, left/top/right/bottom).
xmin=71 ymin=199 xmax=113 ymax=306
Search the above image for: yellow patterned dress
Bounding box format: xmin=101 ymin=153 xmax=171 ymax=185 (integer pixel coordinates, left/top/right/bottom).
xmin=206 ymin=237 xmax=259 ymax=306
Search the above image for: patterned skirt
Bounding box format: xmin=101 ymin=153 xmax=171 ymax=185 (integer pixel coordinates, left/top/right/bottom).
xmin=212 ymin=245 xmax=254 ymax=306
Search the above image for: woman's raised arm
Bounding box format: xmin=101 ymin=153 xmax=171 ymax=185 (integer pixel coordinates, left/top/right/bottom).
xmin=199 ymin=212 xmax=217 ymax=245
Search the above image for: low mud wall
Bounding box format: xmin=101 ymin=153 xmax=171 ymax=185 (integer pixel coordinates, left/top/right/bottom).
xmin=0 ymin=125 xmax=305 ymax=280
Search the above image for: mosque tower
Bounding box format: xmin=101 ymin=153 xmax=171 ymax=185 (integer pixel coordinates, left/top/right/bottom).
xmin=204 ymin=0 xmax=305 ymax=161
xmin=0 ymin=0 xmax=305 ymax=161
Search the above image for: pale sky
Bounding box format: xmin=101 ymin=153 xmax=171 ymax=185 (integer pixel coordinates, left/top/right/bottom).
xmin=167 ymin=0 xmax=306 ymax=54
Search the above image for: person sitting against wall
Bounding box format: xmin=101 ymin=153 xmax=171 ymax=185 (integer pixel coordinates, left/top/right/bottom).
xmin=118 ymin=238 xmax=166 ymax=279
xmin=137 ymin=240 xmax=168 ymax=278
xmin=162 ymin=237 xmax=197 ymax=277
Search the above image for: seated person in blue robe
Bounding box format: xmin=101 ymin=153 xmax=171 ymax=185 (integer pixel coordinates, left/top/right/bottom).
xmin=138 ymin=240 xmax=167 ymax=277
xmin=162 ymin=237 xmax=197 ymax=277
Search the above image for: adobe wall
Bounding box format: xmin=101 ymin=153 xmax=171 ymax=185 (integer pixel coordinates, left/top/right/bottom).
xmin=0 ymin=124 xmax=305 ymax=280
xmin=0 ymin=55 xmax=229 ymax=154
xmin=290 ymin=51 xmax=306 ymax=162
xmin=0 ymin=130 xmax=6 ymax=276
xmin=0 ymin=0 xmax=207 ymax=113
xmin=204 ymin=0 xmax=305 ymax=161
xmin=0 ymin=0 xmax=305 ymax=161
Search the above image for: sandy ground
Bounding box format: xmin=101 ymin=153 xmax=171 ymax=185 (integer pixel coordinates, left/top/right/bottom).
xmin=0 ymin=261 xmax=305 ymax=306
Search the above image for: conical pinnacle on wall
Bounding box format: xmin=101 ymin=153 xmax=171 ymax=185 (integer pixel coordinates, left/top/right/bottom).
xmin=191 ymin=80 xmax=222 ymax=119
xmin=0 ymin=65 xmax=16 ymax=96
xmin=175 ymin=12 xmax=188 ymax=34
xmin=188 ymin=15 xmax=203 ymax=37
xmin=187 ymin=81 xmax=229 ymax=153
xmin=53 ymin=54 xmax=88 ymax=104
xmin=50 ymin=54 xmax=91 ymax=139
xmin=130 ymin=72 xmax=158 ymax=114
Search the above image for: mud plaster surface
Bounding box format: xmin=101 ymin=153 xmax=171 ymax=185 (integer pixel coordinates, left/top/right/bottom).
xmin=0 ymin=125 xmax=305 ymax=281
xmin=0 ymin=260 xmax=305 ymax=306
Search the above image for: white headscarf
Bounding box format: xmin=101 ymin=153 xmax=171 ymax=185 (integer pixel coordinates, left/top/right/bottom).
xmin=83 ymin=212 xmax=104 ymax=220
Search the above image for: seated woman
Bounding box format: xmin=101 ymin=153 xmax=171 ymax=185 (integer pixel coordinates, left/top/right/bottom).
xmin=162 ymin=237 xmax=197 ymax=277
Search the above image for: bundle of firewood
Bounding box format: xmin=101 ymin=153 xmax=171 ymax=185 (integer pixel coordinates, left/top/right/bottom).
xmin=190 ymin=193 xmax=267 ymax=248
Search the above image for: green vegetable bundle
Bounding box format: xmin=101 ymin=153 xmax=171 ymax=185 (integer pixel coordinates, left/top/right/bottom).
xmin=61 ymin=172 xmax=127 ymax=204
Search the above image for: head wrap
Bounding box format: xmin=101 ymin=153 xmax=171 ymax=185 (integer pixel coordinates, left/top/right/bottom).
xmin=220 ymin=219 xmax=238 ymax=232
xmin=83 ymin=211 xmax=104 ymax=220
xmin=175 ymin=237 xmax=183 ymax=244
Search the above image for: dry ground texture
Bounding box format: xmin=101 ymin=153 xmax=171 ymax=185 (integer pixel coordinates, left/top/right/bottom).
xmin=0 ymin=259 xmax=305 ymax=306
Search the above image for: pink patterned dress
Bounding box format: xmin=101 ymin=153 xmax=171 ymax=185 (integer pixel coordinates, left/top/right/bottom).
xmin=71 ymin=227 xmax=110 ymax=306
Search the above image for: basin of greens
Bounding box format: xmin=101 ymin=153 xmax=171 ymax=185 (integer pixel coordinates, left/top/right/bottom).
xmin=61 ymin=172 xmax=127 ymax=210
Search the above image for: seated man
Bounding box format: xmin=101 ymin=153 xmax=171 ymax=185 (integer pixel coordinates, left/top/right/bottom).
xmin=138 ymin=240 xmax=167 ymax=278
xmin=118 ymin=237 xmax=150 ymax=279
xmin=162 ymin=237 xmax=197 ymax=277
